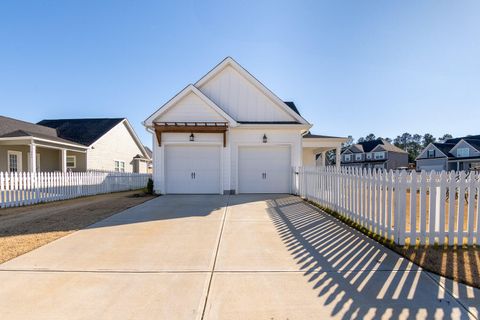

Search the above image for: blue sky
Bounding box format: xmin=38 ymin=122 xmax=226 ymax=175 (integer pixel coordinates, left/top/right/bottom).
xmin=1 ymin=0 xmax=479 ymax=145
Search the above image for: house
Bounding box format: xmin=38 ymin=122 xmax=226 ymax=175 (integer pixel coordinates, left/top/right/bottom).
xmin=416 ymin=135 xmax=480 ymax=172
xmin=0 ymin=116 xmax=150 ymax=173
xmin=340 ymin=139 xmax=408 ymax=170
xmin=143 ymin=57 xmax=347 ymax=194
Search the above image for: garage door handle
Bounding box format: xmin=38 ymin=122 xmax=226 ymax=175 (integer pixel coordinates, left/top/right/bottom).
xmin=193 ymin=172 xmax=196 ymax=179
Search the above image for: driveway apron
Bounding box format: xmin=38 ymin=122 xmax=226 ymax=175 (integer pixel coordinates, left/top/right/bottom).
xmin=0 ymin=194 xmax=478 ymax=320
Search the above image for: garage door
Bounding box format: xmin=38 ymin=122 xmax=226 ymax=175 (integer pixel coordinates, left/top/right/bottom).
xmin=238 ymin=146 xmax=291 ymax=193
xmin=165 ymin=145 xmax=221 ymax=194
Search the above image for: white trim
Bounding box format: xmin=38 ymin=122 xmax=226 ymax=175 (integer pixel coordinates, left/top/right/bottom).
xmin=235 ymin=123 xmax=311 ymax=130
xmin=143 ymin=84 xmax=238 ymax=127
xmin=67 ymin=155 xmax=77 ymax=169
xmin=416 ymin=143 xmax=448 ymax=160
xmin=195 ymin=57 xmax=309 ymax=125
xmin=0 ymin=136 xmax=88 ymax=150
xmin=7 ymin=150 xmax=22 ymax=172
xmin=451 ymin=139 xmax=480 ymax=155
xmin=114 ymin=159 xmax=126 ymax=172
xmin=234 ymin=142 xmax=294 ymax=194
xmin=162 ymin=142 xmax=223 ymax=194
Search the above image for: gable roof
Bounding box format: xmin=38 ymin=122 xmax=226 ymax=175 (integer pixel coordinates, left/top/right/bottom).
xmin=445 ymin=135 xmax=480 ymax=144
xmin=345 ymin=139 xmax=408 ymax=154
xmin=284 ymin=101 xmax=301 ymax=116
xmin=195 ymin=57 xmax=309 ymax=125
xmin=433 ymin=143 xmax=455 ymax=157
xmin=143 ymin=84 xmax=237 ymax=127
xmin=0 ymin=115 xmax=87 ymax=148
xmin=1 ymin=115 xmax=57 ymax=138
xmin=38 ymin=118 xmax=125 ymax=146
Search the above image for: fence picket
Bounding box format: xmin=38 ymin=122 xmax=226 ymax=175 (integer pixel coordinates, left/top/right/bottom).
xmin=293 ymin=166 xmax=478 ymax=246
xmin=0 ymin=171 xmax=150 ymax=209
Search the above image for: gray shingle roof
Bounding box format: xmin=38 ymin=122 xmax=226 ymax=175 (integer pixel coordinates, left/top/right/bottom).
xmin=38 ymin=118 xmax=125 ymax=146
xmin=0 ymin=115 xmax=86 ymax=147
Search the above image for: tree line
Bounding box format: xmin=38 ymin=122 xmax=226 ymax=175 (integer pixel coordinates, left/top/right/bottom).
xmin=344 ymin=133 xmax=454 ymax=163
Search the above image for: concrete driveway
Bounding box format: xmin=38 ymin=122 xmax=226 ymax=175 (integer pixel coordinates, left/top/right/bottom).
xmin=0 ymin=195 xmax=478 ymax=319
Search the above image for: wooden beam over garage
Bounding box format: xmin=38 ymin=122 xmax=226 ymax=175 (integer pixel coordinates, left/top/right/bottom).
xmin=153 ymin=122 xmax=228 ymax=147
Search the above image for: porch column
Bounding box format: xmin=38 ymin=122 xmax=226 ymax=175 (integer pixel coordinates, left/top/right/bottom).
xmin=29 ymin=143 xmax=37 ymax=173
xmin=321 ymin=151 xmax=327 ymax=167
xmin=336 ymin=147 xmax=341 ymax=168
xmin=61 ymin=149 xmax=67 ymax=173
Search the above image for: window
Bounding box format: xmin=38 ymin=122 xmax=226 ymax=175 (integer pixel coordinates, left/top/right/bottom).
xmin=374 ymin=152 xmax=385 ymax=160
xmin=7 ymin=151 xmax=22 ymax=172
xmin=366 ymin=153 xmax=372 ymax=160
xmin=114 ymin=160 xmax=125 ymax=172
xmin=67 ymin=156 xmax=76 ymax=168
xmin=427 ymin=150 xmax=435 ymax=158
xmin=355 ymin=154 xmax=362 ymax=161
xmin=344 ymin=154 xmax=351 ymax=162
xmin=457 ymin=148 xmax=470 ymax=158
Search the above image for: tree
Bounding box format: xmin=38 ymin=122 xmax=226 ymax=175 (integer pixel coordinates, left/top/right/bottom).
xmin=394 ymin=133 xmax=412 ymax=151
xmin=365 ymin=133 xmax=376 ymax=141
xmin=343 ymin=135 xmax=354 ymax=147
xmin=440 ymin=134 xmax=453 ymax=142
xmin=422 ymin=133 xmax=436 ymax=147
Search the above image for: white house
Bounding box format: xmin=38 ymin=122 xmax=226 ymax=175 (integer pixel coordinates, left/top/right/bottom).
xmin=143 ymin=57 xmax=346 ymax=194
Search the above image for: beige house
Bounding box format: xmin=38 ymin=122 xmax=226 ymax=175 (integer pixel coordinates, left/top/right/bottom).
xmin=0 ymin=116 xmax=150 ymax=173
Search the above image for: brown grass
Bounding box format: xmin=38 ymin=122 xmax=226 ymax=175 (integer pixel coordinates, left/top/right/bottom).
xmin=0 ymin=190 xmax=156 ymax=264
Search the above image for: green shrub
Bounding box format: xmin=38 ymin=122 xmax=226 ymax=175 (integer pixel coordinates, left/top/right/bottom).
xmin=146 ymin=178 xmax=154 ymax=195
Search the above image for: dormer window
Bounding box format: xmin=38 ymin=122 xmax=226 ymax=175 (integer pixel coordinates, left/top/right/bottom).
xmin=427 ymin=150 xmax=435 ymax=158
xmin=457 ymin=148 xmax=470 ymax=158
xmin=344 ymin=154 xmax=351 ymax=162
xmin=355 ymin=154 xmax=362 ymax=161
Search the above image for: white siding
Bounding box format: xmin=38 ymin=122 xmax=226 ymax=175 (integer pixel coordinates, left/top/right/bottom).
xmin=151 ymin=128 xmax=303 ymax=194
xmin=156 ymin=92 xmax=226 ymax=123
xmin=229 ymin=128 xmax=302 ymax=192
xmin=198 ymin=65 xmax=296 ymax=122
xmin=87 ymin=121 xmax=147 ymax=173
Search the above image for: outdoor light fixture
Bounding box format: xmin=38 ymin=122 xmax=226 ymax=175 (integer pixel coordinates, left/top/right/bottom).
xmin=262 ymin=134 xmax=267 ymax=143
xmin=189 ymin=133 xmax=195 ymax=141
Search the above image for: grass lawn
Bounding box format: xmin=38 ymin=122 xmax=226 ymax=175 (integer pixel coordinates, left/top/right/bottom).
xmin=0 ymin=190 xmax=156 ymax=264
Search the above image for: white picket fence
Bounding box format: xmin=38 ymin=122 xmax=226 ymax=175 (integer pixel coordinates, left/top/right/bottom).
xmin=294 ymin=166 xmax=480 ymax=246
xmin=0 ymin=171 xmax=151 ymax=208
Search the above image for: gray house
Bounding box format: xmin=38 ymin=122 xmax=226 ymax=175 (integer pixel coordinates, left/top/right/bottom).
xmin=341 ymin=139 xmax=408 ymax=170
xmin=0 ymin=115 xmax=150 ymax=173
xmin=416 ymin=135 xmax=480 ymax=172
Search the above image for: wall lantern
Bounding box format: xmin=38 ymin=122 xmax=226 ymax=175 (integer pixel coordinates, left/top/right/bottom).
xmin=262 ymin=134 xmax=268 ymax=143
xmin=189 ymin=133 xmax=195 ymax=141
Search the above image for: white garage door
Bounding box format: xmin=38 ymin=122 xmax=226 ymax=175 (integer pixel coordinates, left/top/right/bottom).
xmin=238 ymin=146 xmax=291 ymax=193
xmin=165 ymin=145 xmax=221 ymax=194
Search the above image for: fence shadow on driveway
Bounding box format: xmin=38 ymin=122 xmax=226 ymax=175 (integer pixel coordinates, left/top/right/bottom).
xmin=266 ymin=196 xmax=478 ymax=319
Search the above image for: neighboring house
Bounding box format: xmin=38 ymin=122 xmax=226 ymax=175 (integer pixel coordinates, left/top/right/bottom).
xmin=341 ymin=139 xmax=408 ymax=170
xmin=143 ymin=146 xmax=153 ymax=173
xmin=143 ymin=57 xmax=347 ymax=194
xmin=0 ymin=115 xmax=150 ymax=173
xmin=416 ymin=135 xmax=480 ymax=172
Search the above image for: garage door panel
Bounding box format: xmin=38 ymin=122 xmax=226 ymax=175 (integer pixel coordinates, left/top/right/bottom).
xmin=165 ymin=145 xmax=221 ymax=194
xmin=238 ymin=146 xmax=291 ymax=194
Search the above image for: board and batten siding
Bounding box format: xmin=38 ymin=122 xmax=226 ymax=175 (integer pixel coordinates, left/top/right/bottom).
xmin=159 ymin=92 xmax=226 ymax=123
xmin=198 ymin=65 xmax=295 ymax=122
xmin=86 ymin=121 xmax=147 ymax=173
